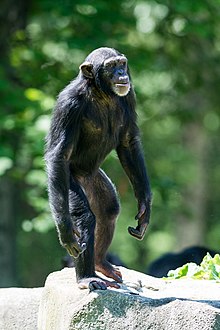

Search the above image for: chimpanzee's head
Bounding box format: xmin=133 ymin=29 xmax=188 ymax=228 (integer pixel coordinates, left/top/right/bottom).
xmin=79 ymin=47 xmax=131 ymax=97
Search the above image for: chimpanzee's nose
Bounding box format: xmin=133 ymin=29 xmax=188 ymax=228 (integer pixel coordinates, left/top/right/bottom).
xmin=118 ymin=75 xmax=129 ymax=84
xmin=118 ymin=69 xmax=124 ymax=75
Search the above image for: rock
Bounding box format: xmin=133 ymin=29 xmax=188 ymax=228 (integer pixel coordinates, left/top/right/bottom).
xmin=0 ymin=287 xmax=43 ymax=330
xmin=38 ymin=267 xmax=220 ymax=330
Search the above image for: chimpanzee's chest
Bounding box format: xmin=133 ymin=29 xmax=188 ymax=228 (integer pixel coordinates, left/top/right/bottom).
xmin=81 ymin=105 xmax=123 ymax=150
xmin=71 ymin=101 xmax=126 ymax=174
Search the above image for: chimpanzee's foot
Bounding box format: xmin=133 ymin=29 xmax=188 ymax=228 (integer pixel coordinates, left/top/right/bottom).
xmin=95 ymin=260 xmax=123 ymax=283
xmin=78 ymin=276 xmax=120 ymax=290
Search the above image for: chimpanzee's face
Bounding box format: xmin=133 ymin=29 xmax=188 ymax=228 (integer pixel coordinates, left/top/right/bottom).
xmin=103 ymin=56 xmax=130 ymax=96
xmin=79 ymin=48 xmax=131 ymax=97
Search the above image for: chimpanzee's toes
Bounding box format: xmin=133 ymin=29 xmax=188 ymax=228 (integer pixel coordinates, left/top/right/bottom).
xmin=78 ymin=276 xmax=119 ymax=290
xmin=95 ymin=261 xmax=123 ymax=283
xmin=89 ymin=280 xmax=107 ymax=291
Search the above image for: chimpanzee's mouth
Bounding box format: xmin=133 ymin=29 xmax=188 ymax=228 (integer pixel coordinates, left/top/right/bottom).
xmin=115 ymin=83 xmax=130 ymax=87
xmin=114 ymin=83 xmax=130 ymax=96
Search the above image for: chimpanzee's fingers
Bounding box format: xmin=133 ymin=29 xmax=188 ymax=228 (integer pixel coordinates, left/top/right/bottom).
xmin=65 ymin=246 xmax=80 ymax=258
xmin=135 ymin=204 xmax=146 ymax=220
xmin=128 ymin=226 xmax=142 ymax=239
xmin=128 ymin=223 xmax=148 ymax=240
xmin=73 ymin=225 xmax=81 ymax=238
xmin=65 ymin=241 xmax=83 ymax=258
xmin=80 ymin=242 xmax=87 ymax=252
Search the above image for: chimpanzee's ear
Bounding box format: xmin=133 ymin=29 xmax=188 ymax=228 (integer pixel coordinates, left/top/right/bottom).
xmin=79 ymin=61 xmax=94 ymax=79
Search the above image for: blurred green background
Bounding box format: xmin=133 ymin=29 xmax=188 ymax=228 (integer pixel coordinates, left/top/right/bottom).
xmin=1 ymin=0 xmax=220 ymax=287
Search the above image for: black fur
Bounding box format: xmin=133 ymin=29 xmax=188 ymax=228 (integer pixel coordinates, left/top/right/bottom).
xmin=45 ymin=47 xmax=151 ymax=289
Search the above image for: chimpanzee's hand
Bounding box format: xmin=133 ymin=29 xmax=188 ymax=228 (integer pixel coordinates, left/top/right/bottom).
xmin=128 ymin=199 xmax=151 ymax=240
xmin=59 ymin=222 xmax=86 ymax=258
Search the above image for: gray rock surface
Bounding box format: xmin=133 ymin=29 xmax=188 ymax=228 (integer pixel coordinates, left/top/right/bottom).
xmin=38 ymin=267 xmax=220 ymax=330
xmin=0 ymin=287 xmax=43 ymax=330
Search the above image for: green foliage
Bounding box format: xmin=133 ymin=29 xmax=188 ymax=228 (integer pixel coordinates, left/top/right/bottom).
xmin=166 ymin=253 xmax=220 ymax=280
xmin=1 ymin=0 xmax=220 ymax=286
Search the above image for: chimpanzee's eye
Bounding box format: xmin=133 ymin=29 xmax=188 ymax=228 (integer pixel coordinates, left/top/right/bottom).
xmin=120 ymin=60 xmax=127 ymax=68
xmin=106 ymin=61 xmax=116 ymax=69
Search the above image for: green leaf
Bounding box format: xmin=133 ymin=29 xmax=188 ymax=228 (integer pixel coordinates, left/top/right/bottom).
xmin=166 ymin=253 xmax=220 ymax=281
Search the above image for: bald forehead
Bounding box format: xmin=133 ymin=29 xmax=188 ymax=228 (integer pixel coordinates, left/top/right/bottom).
xmin=104 ymin=56 xmax=127 ymax=66
xmin=85 ymin=47 xmax=119 ymax=61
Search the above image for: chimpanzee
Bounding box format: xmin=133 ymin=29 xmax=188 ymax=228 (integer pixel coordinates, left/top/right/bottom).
xmin=45 ymin=47 xmax=151 ymax=290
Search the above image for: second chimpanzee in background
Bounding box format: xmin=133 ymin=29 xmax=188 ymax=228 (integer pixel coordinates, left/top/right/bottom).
xmin=45 ymin=47 xmax=152 ymax=290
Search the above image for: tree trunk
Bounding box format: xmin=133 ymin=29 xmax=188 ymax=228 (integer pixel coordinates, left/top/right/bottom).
xmin=175 ymin=122 xmax=209 ymax=249
xmin=0 ymin=0 xmax=30 ymax=286
xmin=0 ymin=175 xmax=17 ymax=286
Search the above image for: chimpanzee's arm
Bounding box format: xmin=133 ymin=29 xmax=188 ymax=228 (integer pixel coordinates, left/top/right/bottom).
xmin=116 ymin=128 xmax=152 ymax=240
xmin=45 ymin=92 xmax=85 ymax=257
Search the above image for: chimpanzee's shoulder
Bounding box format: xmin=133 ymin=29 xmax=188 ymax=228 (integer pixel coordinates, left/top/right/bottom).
xmin=55 ymin=78 xmax=88 ymax=112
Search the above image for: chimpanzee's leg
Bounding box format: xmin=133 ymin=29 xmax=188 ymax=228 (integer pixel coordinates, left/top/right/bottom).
xmin=79 ymin=169 xmax=122 ymax=283
xmin=68 ymin=176 xmax=119 ymax=290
